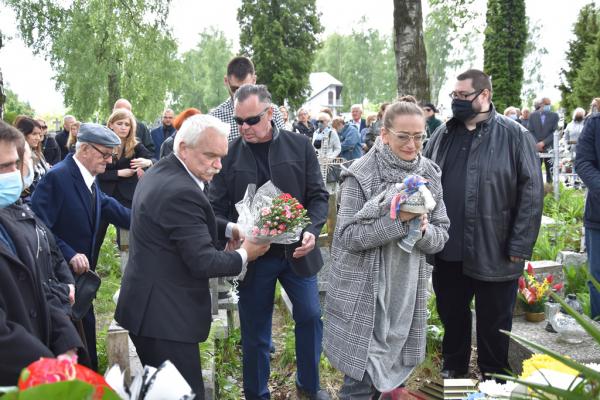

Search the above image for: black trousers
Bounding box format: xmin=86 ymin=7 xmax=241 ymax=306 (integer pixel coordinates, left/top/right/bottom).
xmin=541 ymin=156 xmax=553 ymax=184
xmin=81 ymin=305 xmax=98 ymax=371
xmin=130 ymin=333 xmax=204 ymax=398
xmin=432 ymin=258 xmax=518 ymax=378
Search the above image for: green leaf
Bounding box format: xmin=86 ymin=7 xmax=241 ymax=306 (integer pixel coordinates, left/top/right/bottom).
xmin=493 ymin=373 xmax=587 ymax=400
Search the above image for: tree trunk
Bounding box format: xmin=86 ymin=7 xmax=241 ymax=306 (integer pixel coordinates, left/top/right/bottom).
xmin=393 ymin=0 xmax=430 ymax=102
xmin=107 ymin=69 xmax=120 ymax=115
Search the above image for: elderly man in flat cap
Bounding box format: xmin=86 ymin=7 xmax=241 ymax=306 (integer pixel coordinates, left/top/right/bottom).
xmin=32 ymin=123 xmax=131 ymax=371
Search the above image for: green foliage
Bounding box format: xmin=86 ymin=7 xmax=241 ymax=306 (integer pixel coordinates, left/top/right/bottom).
xmin=2 ymin=87 xmax=35 ymax=124
xmin=312 ymin=23 xmax=396 ymax=110
xmin=424 ymin=0 xmax=479 ymax=105
xmin=571 ymin=23 xmax=600 ymax=117
xmin=483 ymin=0 xmax=527 ymax=112
xmin=95 ymin=226 xmax=122 ymax=374
xmin=533 ymin=187 xmax=585 ymax=261
xmin=559 ymin=3 xmax=599 ymax=121
xmin=563 ymin=264 xmax=589 ymax=297
xmin=4 ymin=0 xmax=179 ymax=122
xmin=171 ymin=28 xmax=233 ymax=112
xmin=214 ymin=328 xmax=242 ymax=399
xmin=426 ymin=295 xmax=444 ymax=358
xmin=238 ymin=0 xmax=323 ymax=109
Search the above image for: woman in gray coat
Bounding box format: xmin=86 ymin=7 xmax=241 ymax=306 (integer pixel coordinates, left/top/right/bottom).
xmin=324 ymin=97 xmax=450 ymax=399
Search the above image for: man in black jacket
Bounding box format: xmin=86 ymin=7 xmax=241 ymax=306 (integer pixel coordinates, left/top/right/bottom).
xmin=210 ymin=84 xmax=330 ymax=400
xmin=37 ymin=119 xmax=61 ymax=165
xmin=575 ymin=113 xmax=600 ymax=319
xmin=55 ymin=115 xmax=75 ymax=161
xmin=423 ymin=69 xmax=543 ymax=380
xmin=115 ymin=114 xmax=269 ymax=397
xmin=0 ymin=121 xmax=82 ymax=386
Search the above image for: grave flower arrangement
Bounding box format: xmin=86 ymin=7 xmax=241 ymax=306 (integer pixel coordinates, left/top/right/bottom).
xmin=0 ymin=355 xmax=119 ymax=399
xmin=518 ymin=262 xmax=564 ymax=313
xmin=236 ymin=180 xmax=311 ymax=245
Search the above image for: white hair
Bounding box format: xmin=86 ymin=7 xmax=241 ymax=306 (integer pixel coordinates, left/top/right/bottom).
xmin=63 ymin=114 xmax=75 ymax=123
xmin=174 ymin=114 xmax=229 ymax=156
xmin=573 ymin=107 xmax=586 ymax=119
xmin=351 ymin=104 xmax=363 ymax=112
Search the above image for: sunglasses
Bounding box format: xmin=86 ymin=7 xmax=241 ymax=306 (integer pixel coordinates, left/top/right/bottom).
xmin=40 ymin=125 xmax=48 ymax=129
xmin=234 ymin=107 xmax=270 ymax=126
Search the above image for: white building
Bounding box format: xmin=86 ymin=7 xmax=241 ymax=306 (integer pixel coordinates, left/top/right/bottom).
xmin=302 ymin=72 xmax=343 ymax=117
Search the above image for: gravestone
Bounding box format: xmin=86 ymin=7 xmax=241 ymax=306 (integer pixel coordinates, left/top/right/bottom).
xmin=556 ymin=251 xmax=587 ymax=268
xmin=508 ymin=315 xmax=600 ymax=374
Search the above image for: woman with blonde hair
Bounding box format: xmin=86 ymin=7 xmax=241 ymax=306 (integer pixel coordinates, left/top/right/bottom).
xmin=92 ymin=108 xmax=154 ymax=263
xmin=66 ymin=120 xmax=81 ymax=154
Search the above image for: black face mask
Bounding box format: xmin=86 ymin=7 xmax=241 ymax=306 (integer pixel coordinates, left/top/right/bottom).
xmin=451 ymin=90 xmax=483 ymax=122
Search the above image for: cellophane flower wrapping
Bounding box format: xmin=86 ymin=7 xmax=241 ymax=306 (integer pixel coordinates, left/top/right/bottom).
xmin=235 ymin=181 xmax=311 ymax=245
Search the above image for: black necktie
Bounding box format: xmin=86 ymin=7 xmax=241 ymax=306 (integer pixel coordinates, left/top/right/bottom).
xmin=202 ymin=182 xmax=209 ymax=197
xmin=90 ymin=182 xmax=97 ymax=217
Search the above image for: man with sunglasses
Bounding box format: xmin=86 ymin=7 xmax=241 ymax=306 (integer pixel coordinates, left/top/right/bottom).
xmin=32 ymin=123 xmax=131 ymax=371
xmin=210 ymin=84 xmax=330 ymax=400
xmin=423 ymin=69 xmax=543 ymax=381
xmin=210 ymin=56 xmax=285 ymax=142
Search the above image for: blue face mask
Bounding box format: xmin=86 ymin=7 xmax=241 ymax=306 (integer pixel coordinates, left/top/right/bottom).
xmin=508 ymin=114 xmax=518 ymax=120
xmin=23 ymin=160 xmax=34 ymax=190
xmin=543 ymin=105 xmax=551 ymax=112
xmin=0 ymin=170 xmax=23 ymax=208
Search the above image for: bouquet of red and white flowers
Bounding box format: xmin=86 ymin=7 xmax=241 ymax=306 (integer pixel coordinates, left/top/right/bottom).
xmin=235 ymin=181 xmax=311 ymax=245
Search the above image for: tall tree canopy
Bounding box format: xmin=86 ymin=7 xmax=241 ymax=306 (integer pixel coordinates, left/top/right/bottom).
xmin=238 ymin=0 xmax=323 ymax=109
xmin=483 ymin=0 xmax=527 ymax=112
xmin=4 ymin=0 xmax=179 ymax=122
xmin=559 ymin=3 xmax=599 ymax=119
xmin=520 ymin=18 xmax=548 ymax=109
xmin=424 ymin=0 xmax=478 ymax=106
xmin=571 ymin=26 xmax=600 ymax=112
xmin=312 ymin=26 xmax=396 ymax=110
xmin=171 ymin=28 xmax=233 ymax=112
xmin=393 ymin=0 xmax=430 ymax=102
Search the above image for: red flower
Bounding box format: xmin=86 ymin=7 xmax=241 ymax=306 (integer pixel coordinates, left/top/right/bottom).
xmin=527 ymin=262 xmax=534 ymax=275
xmin=295 ymin=204 xmax=304 ymax=210
xmin=278 ymin=193 xmax=292 ymax=201
xmin=553 ymin=283 xmax=564 ymax=291
xmin=546 ymin=274 xmax=554 ymax=284
xmin=19 ymin=357 xmax=112 ymax=400
xmin=518 ymin=276 xmax=526 ymax=290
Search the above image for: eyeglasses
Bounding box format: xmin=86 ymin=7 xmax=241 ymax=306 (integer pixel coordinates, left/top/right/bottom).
xmin=449 ymin=89 xmax=483 ymax=100
xmin=89 ymin=144 xmax=116 ymax=160
xmin=423 ymin=108 xmax=432 ymax=112
xmin=234 ymin=107 xmax=270 ymax=126
xmin=40 ymin=125 xmax=47 ymax=129
xmin=387 ymin=129 xmax=425 ymax=144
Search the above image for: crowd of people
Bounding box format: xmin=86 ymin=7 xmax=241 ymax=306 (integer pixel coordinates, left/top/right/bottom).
xmin=1 ymin=54 xmax=600 ymax=400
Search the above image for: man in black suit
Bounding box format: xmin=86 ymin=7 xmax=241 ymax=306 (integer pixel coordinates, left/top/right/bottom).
xmin=210 ymin=84 xmax=330 ymax=400
xmin=115 ymin=114 xmax=269 ymax=397
xmin=55 ymin=115 xmax=75 ymax=161
xmin=528 ymin=97 xmax=559 ymax=183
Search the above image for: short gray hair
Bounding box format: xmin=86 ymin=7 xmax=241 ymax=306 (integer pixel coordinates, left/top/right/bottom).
xmin=351 ymin=104 xmax=363 ymax=112
xmin=234 ymin=84 xmax=271 ymax=105
xmin=64 ymin=115 xmax=75 ymax=123
xmin=174 ymin=114 xmax=229 ymax=156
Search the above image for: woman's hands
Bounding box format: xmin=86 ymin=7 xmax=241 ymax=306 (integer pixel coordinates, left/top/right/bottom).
xmin=131 ymin=158 xmax=152 ymax=169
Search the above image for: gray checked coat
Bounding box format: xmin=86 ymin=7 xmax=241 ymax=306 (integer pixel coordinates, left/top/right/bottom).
xmin=323 ymin=146 xmax=450 ymax=380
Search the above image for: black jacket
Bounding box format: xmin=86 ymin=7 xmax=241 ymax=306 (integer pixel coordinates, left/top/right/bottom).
xmin=55 ymin=130 xmax=69 ymax=161
xmin=575 ymin=113 xmax=600 ymax=230
xmin=209 ymin=127 xmax=329 ymax=277
xmin=42 ymin=134 xmax=61 ymax=166
xmin=135 ymin=120 xmax=155 ymax=155
xmin=159 ymin=132 xmax=176 ymax=159
xmin=424 ymin=107 xmax=544 ymax=281
xmin=97 ymin=142 xmax=155 ymax=208
xmin=293 ymin=121 xmax=315 ymax=139
xmin=115 ymin=154 xmax=242 ymax=343
xmin=0 ymin=203 xmax=75 ymax=316
xmin=528 ymin=110 xmax=559 ymax=149
xmin=0 ymin=229 xmax=82 ymax=385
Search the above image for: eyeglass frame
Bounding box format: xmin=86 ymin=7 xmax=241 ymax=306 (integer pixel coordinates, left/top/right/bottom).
xmin=449 ymin=89 xmax=484 ymax=100
xmin=386 ymin=128 xmax=426 ymax=145
xmin=88 ymin=143 xmax=116 ymax=160
xmin=234 ymin=107 xmax=271 ymax=126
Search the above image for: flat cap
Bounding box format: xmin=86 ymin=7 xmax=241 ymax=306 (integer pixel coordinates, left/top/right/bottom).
xmin=77 ymin=123 xmax=121 ymax=147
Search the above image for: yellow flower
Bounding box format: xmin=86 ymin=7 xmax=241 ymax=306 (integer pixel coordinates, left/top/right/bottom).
xmin=520 ymin=354 xmax=578 ymax=380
